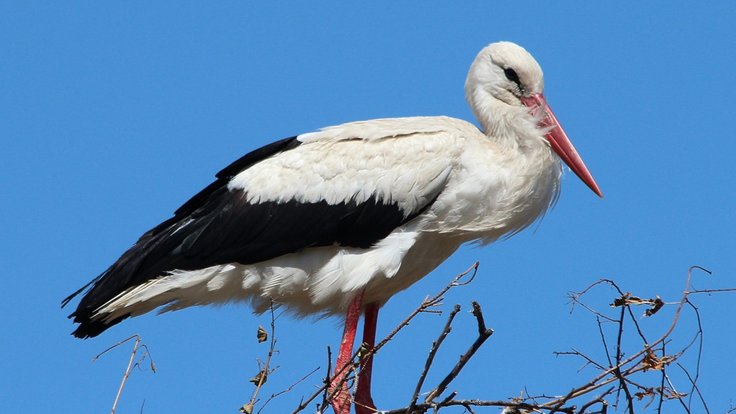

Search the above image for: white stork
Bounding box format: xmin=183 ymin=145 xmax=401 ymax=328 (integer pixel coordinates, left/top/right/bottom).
xmin=64 ymin=41 xmax=601 ymax=414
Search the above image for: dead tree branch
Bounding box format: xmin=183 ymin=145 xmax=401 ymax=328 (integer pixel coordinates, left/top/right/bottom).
xmin=378 ymin=265 xmax=732 ymax=413
xmin=408 ymin=304 xmax=461 ymax=412
xmin=93 ymin=334 xmax=155 ymax=414
xmin=424 ymin=301 xmax=494 ymax=403
xmin=241 ymin=302 xmax=279 ymax=414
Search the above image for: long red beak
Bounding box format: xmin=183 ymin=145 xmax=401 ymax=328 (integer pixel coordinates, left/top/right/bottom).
xmin=521 ymin=93 xmax=603 ymax=197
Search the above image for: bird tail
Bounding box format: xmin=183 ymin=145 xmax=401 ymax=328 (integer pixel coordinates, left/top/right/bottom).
xmin=61 ymin=271 xmax=132 ymax=338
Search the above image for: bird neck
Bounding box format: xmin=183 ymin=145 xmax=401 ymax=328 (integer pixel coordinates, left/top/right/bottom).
xmin=466 ymin=87 xmax=542 ymax=151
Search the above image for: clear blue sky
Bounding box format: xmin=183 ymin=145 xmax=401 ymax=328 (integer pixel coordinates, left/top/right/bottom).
xmin=2 ymin=2 xmax=734 ymax=413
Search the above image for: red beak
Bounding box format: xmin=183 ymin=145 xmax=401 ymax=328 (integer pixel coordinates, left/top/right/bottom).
xmin=521 ymin=93 xmax=603 ymax=197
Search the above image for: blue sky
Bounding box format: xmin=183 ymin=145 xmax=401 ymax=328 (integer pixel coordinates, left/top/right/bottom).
xmin=2 ymin=2 xmax=735 ymax=413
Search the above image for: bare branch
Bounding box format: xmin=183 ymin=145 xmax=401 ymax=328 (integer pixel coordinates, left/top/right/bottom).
xmin=373 ymin=262 xmax=479 ymax=354
xmin=93 ymin=334 xmax=155 ymax=414
xmin=424 ymin=301 xmax=494 ymax=403
xmin=242 ymin=302 xmax=278 ymax=414
xmin=257 ymin=366 xmax=320 ymax=414
xmin=407 ymin=304 xmax=461 ymax=413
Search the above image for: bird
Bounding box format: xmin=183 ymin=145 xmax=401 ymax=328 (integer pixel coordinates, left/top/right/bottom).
xmin=63 ymin=41 xmax=601 ymax=414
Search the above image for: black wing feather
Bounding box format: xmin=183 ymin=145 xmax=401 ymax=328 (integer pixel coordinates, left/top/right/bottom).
xmin=65 ymin=135 xmax=440 ymax=338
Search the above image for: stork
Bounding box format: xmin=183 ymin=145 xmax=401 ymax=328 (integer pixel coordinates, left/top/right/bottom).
xmin=64 ymin=41 xmax=601 ymax=414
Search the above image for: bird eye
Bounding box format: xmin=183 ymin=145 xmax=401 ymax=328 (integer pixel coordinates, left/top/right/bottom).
xmin=503 ymin=68 xmax=524 ymax=94
xmin=504 ymin=68 xmax=520 ymax=85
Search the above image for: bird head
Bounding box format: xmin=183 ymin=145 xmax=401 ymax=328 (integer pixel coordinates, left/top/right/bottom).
xmin=466 ymin=41 xmax=603 ymax=198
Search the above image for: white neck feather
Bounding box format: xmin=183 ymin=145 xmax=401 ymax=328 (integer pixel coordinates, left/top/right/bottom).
xmin=466 ymin=85 xmax=543 ymax=152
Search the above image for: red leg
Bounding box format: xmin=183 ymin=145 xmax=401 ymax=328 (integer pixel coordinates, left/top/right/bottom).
xmin=330 ymin=292 xmax=364 ymax=414
xmin=355 ymin=302 xmax=379 ymax=414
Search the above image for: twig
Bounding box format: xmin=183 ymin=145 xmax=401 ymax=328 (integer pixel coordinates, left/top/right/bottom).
xmin=676 ymin=362 xmax=709 ymax=414
xmin=612 ymin=304 xmax=634 ymax=413
xmin=93 ymin=334 xmax=155 ymax=414
xmin=596 ymin=316 xmax=614 ymax=369
xmin=382 ymin=398 xmax=573 ymax=414
xmin=407 ymin=304 xmax=461 ymax=413
xmin=682 ymin=299 xmax=706 ymax=413
xmin=544 ymin=266 xmax=718 ymax=412
xmin=577 ymin=387 xmax=613 ymax=414
xmin=320 ymin=346 xmax=333 ymax=413
xmin=257 ymin=367 xmax=320 ymax=414
xmin=424 ymin=301 xmax=494 ymax=403
xmin=242 ymin=302 xmax=278 ymax=414
xmin=656 ymin=341 xmax=667 ymax=414
xmin=373 ymin=262 xmax=479 ymax=354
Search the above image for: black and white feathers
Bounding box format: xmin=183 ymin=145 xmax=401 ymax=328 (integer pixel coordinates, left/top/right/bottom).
xmin=64 ymin=42 xmax=577 ymax=339
xmin=64 ymin=117 xmax=493 ymax=338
